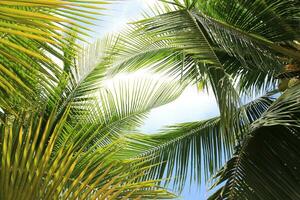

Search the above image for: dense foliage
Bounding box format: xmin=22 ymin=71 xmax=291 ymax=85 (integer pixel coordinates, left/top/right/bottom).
xmin=0 ymin=0 xmax=300 ymax=199
xmin=109 ymin=0 xmax=300 ymax=199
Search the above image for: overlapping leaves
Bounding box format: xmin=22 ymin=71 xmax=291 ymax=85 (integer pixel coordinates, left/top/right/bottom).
xmin=0 ymin=0 xmax=108 ymax=114
xmin=209 ymin=85 xmax=300 ymax=200
xmin=116 ymin=94 xmax=275 ymax=192
xmin=0 ymin=106 xmax=176 ymax=200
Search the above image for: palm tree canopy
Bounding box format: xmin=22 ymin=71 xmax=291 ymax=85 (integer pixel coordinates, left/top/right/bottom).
xmin=1 ymin=0 xmax=300 ymax=199
xmin=100 ymin=0 xmax=300 ymax=198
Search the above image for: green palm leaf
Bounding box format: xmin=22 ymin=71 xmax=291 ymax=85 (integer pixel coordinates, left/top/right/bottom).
xmin=0 ymin=106 xmax=176 ymax=200
xmin=55 ymin=38 xmax=187 ymax=140
xmin=68 ymin=76 xmax=187 ymax=144
xmin=0 ymin=0 xmax=108 ymax=114
xmin=111 ymin=4 xmax=242 ymax=139
xmin=116 ymin=94 xmax=274 ymax=191
xmin=210 ymin=85 xmax=300 ymax=200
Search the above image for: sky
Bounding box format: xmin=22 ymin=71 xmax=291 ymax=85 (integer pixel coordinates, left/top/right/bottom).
xmin=92 ymin=1 xmax=219 ymax=199
xmin=93 ymin=0 xmax=157 ymax=35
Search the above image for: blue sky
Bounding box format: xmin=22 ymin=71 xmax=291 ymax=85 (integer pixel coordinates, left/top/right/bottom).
xmin=92 ymin=1 xmax=220 ymax=199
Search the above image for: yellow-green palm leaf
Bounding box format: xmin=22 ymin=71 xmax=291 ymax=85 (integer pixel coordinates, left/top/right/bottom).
xmin=0 ymin=0 xmax=107 ymax=114
xmin=0 ymin=106 xmax=176 ymax=200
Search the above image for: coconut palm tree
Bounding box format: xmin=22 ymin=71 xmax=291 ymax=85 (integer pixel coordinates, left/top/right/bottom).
xmin=2 ymin=0 xmax=300 ymax=199
xmin=106 ymin=0 xmax=300 ymax=199
xmin=0 ymin=66 xmax=182 ymax=199
xmin=0 ymin=1 xmax=185 ymax=199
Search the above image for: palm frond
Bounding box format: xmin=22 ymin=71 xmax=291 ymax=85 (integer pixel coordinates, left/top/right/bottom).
xmin=111 ymin=5 xmax=242 ymax=138
xmin=0 ymin=105 xmax=176 ymax=200
xmin=56 ymin=37 xmax=116 ymax=114
xmin=220 ymin=53 xmax=279 ymax=96
xmin=116 ymin=94 xmax=275 ymax=192
xmin=70 ymin=36 xmax=116 ymax=93
xmin=144 ymin=0 xmax=299 ymax=95
xmin=210 ymin=85 xmax=300 ymax=200
xmin=0 ymin=0 xmax=109 ymax=114
xmin=194 ymin=0 xmax=300 ymax=60
xmin=68 ymin=75 xmax=187 ymax=141
xmin=196 ymin=0 xmax=300 ymax=42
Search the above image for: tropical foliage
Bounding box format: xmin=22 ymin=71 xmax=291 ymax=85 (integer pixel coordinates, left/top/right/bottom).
xmin=0 ymin=0 xmax=106 ymax=114
xmin=1 ymin=0 xmax=300 ymax=199
xmin=0 ymin=107 xmax=176 ymax=200
xmin=106 ymin=0 xmax=300 ymax=199
xmin=0 ymin=1 xmax=183 ymax=199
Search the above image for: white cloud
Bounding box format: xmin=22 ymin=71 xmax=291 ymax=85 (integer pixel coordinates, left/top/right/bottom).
xmin=140 ymin=86 xmax=219 ymax=133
